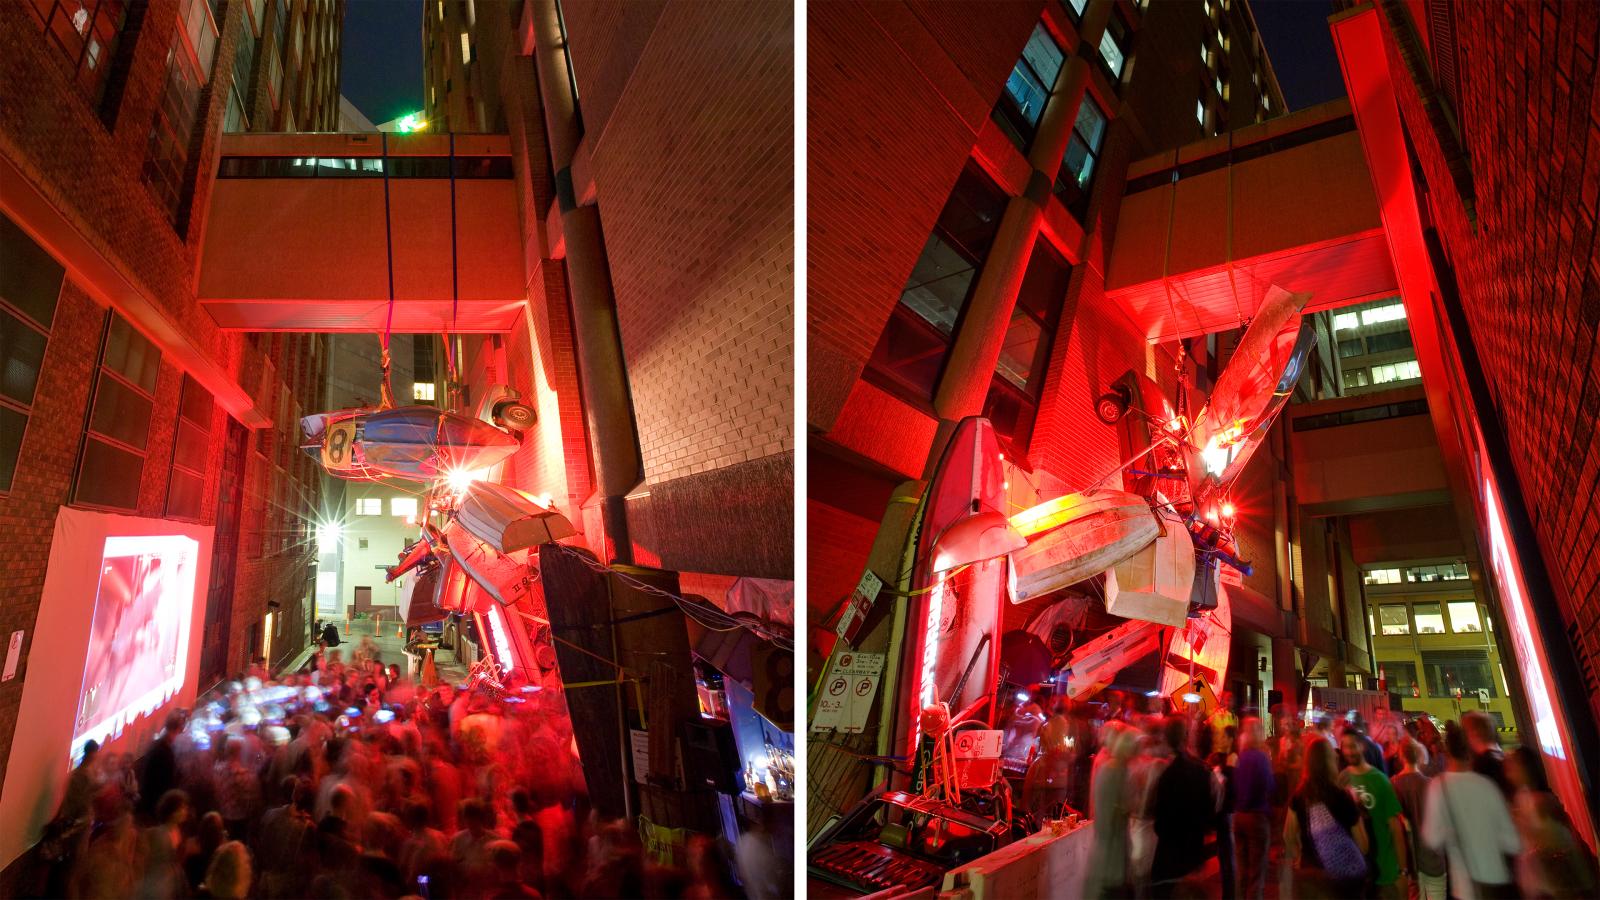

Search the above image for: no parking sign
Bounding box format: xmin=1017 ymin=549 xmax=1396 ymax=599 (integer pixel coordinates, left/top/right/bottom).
xmin=810 ymin=651 xmax=884 ymax=733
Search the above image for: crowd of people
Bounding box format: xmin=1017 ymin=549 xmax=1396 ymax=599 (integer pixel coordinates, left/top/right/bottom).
xmin=1007 ymin=692 xmax=1599 ymax=899
xmin=31 ymin=634 xmax=767 ymax=900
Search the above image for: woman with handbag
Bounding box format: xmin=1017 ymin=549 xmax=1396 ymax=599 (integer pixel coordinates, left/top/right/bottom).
xmin=1506 ymin=745 xmax=1600 ymax=899
xmin=1283 ymin=739 xmax=1369 ymax=899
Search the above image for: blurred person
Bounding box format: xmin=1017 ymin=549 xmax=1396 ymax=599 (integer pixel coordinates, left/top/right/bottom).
xmin=1150 ymin=717 xmax=1214 ymax=898
xmin=1127 ymin=715 xmax=1174 ymax=898
xmin=1391 ymin=739 xmax=1448 ymax=900
xmin=399 ymin=798 xmax=450 ymax=885
xmin=186 ymin=812 xmax=229 ymax=894
xmin=1415 ymin=717 xmax=1446 ymax=777
xmin=509 ymin=789 xmax=547 ymax=892
xmin=139 ymin=710 xmax=188 ymax=821
xmin=70 ymin=810 xmax=138 ymax=900
xmin=198 ymin=840 xmax=252 ymax=899
xmin=1506 ymin=745 xmax=1599 ymax=898
xmin=1345 ymin=712 xmax=1387 ymax=772
xmin=1339 ymin=730 xmax=1408 ymax=898
xmin=136 ymin=789 xmax=192 ymax=900
xmin=452 ymin=797 xmax=500 ymax=895
xmin=1205 ymin=724 xmax=1238 ymax=900
xmin=1421 ymin=721 xmax=1521 ymax=900
xmin=487 ymin=839 xmax=543 ymax=898
xmin=1232 ymin=716 xmax=1275 ymax=900
xmin=1207 ymin=690 xmax=1238 ymax=752
xmin=1461 ymin=710 xmax=1512 ymax=797
xmin=1284 ymin=739 xmax=1369 ymax=899
xmin=1083 ymin=720 xmax=1139 ymax=899
xmin=255 ymin=777 xmax=315 ymax=898
xmin=211 ymin=737 xmax=261 ymax=841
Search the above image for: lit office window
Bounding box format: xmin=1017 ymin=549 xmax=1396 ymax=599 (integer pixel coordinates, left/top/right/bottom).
xmin=356 ymin=497 xmax=382 ymax=515
xmin=1378 ymin=604 xmax=1411 ymax=636
xmin=1406 ymin=562 xmax=1469 ymax=582
xmin=1333 ymin=311 xmax=1361 ymax=331
xmin=1448 ymin=601 xmax=1484 ymax=633
xmin=1362 ymin=303 xmax=1407 ymax=325
xmin=1061 ymin=0 xmax=1087 ymax=21
xmin=1363 ymin=567 xmax=1402 ymax=585
xmin=1370 ymin=360 xmax=1421 ymax=384
xmin=1201 ymin=44 xmax=1210 ymax=67
xmin=1058 ymin=93 xmax=1107 ymax=218
xmin=1414 ymin=602 xmax=1446 ymax=635
xmin=1423 ymin=649 xmax=1496 ymax=697
xmin=413 ymin=382 xmax=436 ymax=401
xmin=460 ymin=31 xmax=471 ymax=64
xmin=1196 ymin=100 xmax=1206 ymax=128
xmin=994 ymin=24 xmax=1065 ymax=150
xmin=1214 ymin=75 xmax=1223 ymax=97
xmin=1098 ymin=15 xmax=1129 ymax=81
xmin=391 ymin=497 xmax=419 ymax=518
xmin=1381 ymin=661 xmax=1421 ymax=695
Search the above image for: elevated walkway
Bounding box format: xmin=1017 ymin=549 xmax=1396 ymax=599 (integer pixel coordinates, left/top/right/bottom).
xmin=1106 ymin=100 xmax=1397 ymax=342
xmin=197 ymin=133 xmax=525 ymax=332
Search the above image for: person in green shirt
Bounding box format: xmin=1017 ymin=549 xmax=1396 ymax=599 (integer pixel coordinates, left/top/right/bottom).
xmin=1340 ymin=730 xmax=1410 ymax=898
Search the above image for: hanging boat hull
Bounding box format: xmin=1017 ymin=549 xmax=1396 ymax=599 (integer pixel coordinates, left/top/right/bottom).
xmin=1009 ymin=491 xmax=1158 ymax=603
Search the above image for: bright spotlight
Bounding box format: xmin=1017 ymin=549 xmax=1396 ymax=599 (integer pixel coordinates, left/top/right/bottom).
xmin=1015 ymin=690 xmax=1030 ymax=703
xmin=1221 ymin=502 xmax=1236 ymax=519
xmin=444 ymin=467 xmax=487 ymax=493
xmin=315 ymin=521 xmax=342 ymax=548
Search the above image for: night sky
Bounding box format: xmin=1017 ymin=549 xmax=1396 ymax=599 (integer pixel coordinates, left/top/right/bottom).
xmin=1249 ymin=0 xmax=1347 ymax=110
xmin=340 ymin=0 xmax=425 ymax=127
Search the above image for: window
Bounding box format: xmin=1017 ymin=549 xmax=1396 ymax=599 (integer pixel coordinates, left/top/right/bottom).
xmin=391 ymin=497 xmax=418 ymax=518
xmin=1338 ymin=338 xmax=1363 ymax=359
xmin=1379 ymin=661 xmax=1421 ymax=695
xmin=26 ymin=0 xmax=129 ymax=106
xmin=1363 ymin=568 xmax=1402 ymax=585
xmin=1196 ymin=99 xmax=1207 ymax=128
xmin=1098 ymin=14 xmax=1129 ymax=82
xmin=984 ymin=242 xmax=1072 ymax=457
xmin=994 ymin=24 xmax=1065 ymax=151
xmin=1414 ymin=601 xmax=1446 ymax=635
xmin=1365 ymin=330 xmax=1415 ymax=353
xmin=355 ymin=497 xmax=382 ymax=515
xmin=1057 ymin=93 xmax=1107 ymax=220
xmin=358 ymin=538 xmax=369 ymax=550
xmin=1448 ymin=600 xmax=1484 ymax=633
xmin=1333 ymin=312 xmax=1361 ymax=331
xmin=1201 ymin=44 xmax=1210 ymax=67
xmin=1378 ymin=604 xmax=1411 ymax=635
xmin=0 ymin=213 xmax=66 ymax=494
xmin=413 ymin=382 xmax=436 ymax=401
xmin=1406 ymin=562 xmax=1469 ymax=582
xmin=1362 ymin=302 xmax=1406 ymax=325
xmin=1341 ymin=368 xmax=1370 ymax=390
xmin=1370 ymin=360 xmax=1421 ymax=384
xmin=74 ymin=313 xmax=159 ymax=510
xmin=165 ymin=374 xmax=212 ymax=520
xmin=267 ymin=48 xmax=283 ymax=109
xmin=865 ymin=165 xmax=1009 ymax=403
xmin=1060 ymin=0 xmax=1087 ymax=21
xmin=1422 ymin=649 xmax=1496 ymax=698
xmin=143 ymin=0 xmax=218 ymax=225
xmin=460 ymin=31 xmax=471 ymax=64
xmin=227 ymin=18 xmax=258 ymax=133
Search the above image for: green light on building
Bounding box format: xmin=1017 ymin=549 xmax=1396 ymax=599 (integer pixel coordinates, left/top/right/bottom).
xmin=396 ymin=113 xmax=426 ymax=133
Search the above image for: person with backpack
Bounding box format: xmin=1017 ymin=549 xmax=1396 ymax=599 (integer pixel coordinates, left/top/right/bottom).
xmin=1422 ymin=721 xmax=1521 ymax=900
xmin=1391 ymin=738 xmax=1448 ymax=900
xmin=1284 ymin=738 xmax=1369 ymax=899
xmin=1339 ymin=729 xmax=1408 ymax=898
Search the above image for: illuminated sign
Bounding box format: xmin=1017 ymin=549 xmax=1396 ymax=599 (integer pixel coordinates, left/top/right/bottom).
xmin=486 ymin=605 xmax=517 ymax=671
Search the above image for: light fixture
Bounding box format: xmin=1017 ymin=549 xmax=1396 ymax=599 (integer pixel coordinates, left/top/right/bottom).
xmin=315 ymin=521 xmax=343 ymax=548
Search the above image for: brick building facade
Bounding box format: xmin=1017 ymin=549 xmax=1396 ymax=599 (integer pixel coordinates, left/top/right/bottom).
xmin=0 ymin=0 xmax=338 ymax=840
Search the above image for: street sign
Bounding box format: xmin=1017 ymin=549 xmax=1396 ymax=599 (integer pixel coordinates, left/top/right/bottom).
xmin=835 ymin=570 xmax=883 ymax=648
xmin=811 ymin=651 xmax=885 ymax=733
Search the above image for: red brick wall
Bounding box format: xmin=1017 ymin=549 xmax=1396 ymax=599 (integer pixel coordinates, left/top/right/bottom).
xmin=1375 ymin=0 xmax=1600 ymax=717
xmin=580 ymin=1 xmax=793 ymax=490
xmin=0 ymin=4 xmax=323 ymax=791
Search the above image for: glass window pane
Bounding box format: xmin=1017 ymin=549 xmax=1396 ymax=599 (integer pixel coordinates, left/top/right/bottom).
xmin=1098 ymin=30 xmax=1125 ymax=78
xmin=179 ymin=375 xmax=213 ymax=425
xmin=0 ymin=406 xmax=25 ymax=492
xmin=173 ymin=418 xmax=208 ymax=472
xmin=1 ymin=212 xmax=66 ymax=329
xmin=1074 ymin=97 xmax=1107 ymax=151
xmin=1448 ymin=601 xmax=1483 ymax=633
xmin=1378 ymin=605 xmax=1410 ymax=635
xmin=995 ymin=312 xmax=1043 ymax=392
xmin=1020 ymin=25 xmax=1064 ymax=91
xmin=867 ymin=305 xmax=951 ymax=401
xmin=102 ymin=314 xmax=160 ymax=393
xmin=1379 ymin=661 xmax=1420 ymax=694
xmin=391 ymin=497 xmax=418 ymax=518
xmin=0 ymin=310 xmax=48 ymax=407
xmin=1333 ymin=312 xmax=1360 ymax=331
xmin=1062 ymin=0 xmax=1087 ymax=19
xmin=167 ymin=466 xmax=204 ymax=519
xmin=1004 ymin=66 xmax=1049 ymax=128
xmin=900 ymin=236 xmax=977 ymax=336
xmin=75 ymin=436 xmax=144 ymax=509
xmin=89 ymin=371 xmax=155 ymax=450
xmin=1062 ymin=135 xmax=1095 ymax=190
xmin=1414 ymin=602 xmax=1445 ymax=635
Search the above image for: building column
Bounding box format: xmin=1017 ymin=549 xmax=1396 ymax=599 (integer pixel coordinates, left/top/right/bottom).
xmin=930 ymin=0 xmax=1112 ymax=428
xmin=529 ymin=0 xmax=642 ymax=563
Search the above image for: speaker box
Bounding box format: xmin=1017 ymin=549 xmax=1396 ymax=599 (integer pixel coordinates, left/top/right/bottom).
xmin=680 ymin=720 xmax=740 ymax=794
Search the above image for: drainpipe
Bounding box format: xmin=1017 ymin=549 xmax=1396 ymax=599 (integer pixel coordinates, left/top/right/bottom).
xmin=927 ymin=0 xmax=1114 ymax=466
xmin=530 ymin=0 xmax=641 ymax=564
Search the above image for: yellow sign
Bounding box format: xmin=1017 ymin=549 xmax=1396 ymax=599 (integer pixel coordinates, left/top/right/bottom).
xmin=322 ymin=420 xmax=357 ymax=470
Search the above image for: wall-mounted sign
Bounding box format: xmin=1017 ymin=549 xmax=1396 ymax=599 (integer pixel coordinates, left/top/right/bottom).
xmin=811 ymin=651 xmax=884 ymax=734
xmin=835 ymin=570 xmax=883 ymax=648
